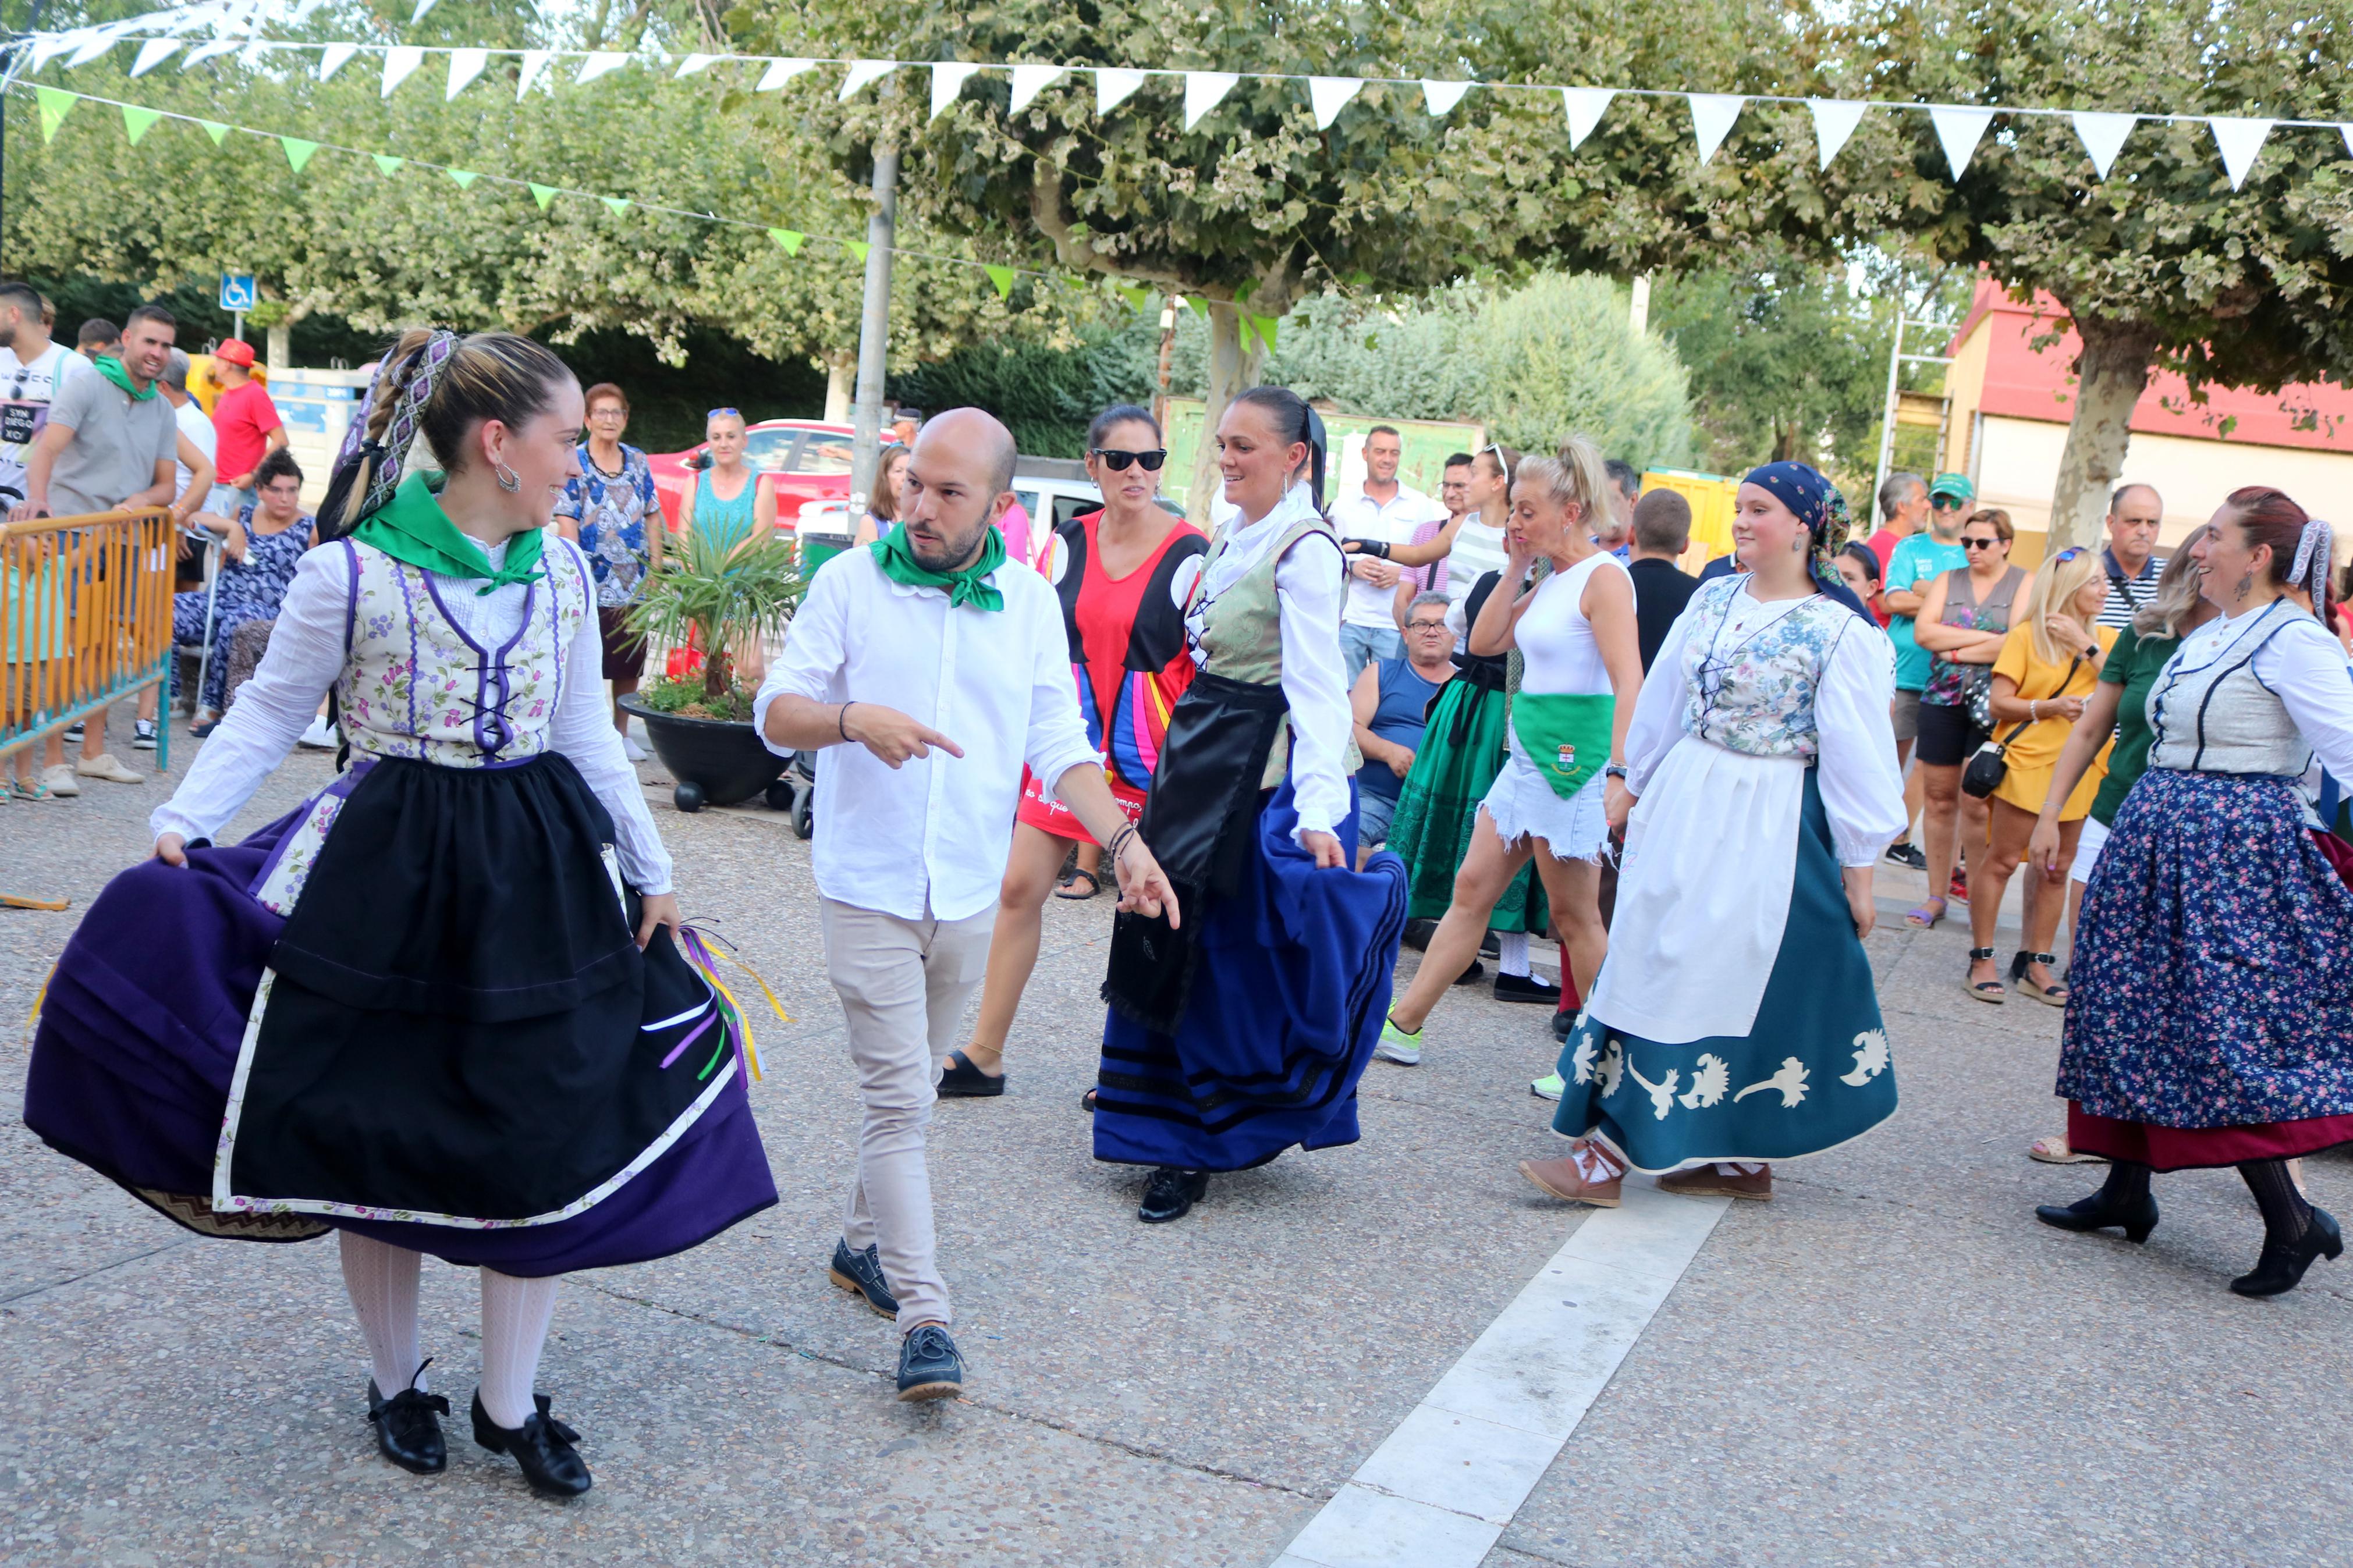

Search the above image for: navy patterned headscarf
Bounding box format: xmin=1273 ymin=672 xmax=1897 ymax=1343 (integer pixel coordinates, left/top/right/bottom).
xmin=1742 ymin=461 xmax=1878 ymax=625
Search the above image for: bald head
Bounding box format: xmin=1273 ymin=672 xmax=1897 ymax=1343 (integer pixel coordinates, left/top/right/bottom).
xmin=902 ymin=407 xmax=1019 ymax=573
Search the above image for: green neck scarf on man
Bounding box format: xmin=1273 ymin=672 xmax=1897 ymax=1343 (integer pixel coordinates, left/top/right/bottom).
xmin=93 ymin=355 xmax=157 ymax=402
xmin=870 ymin=518 xmax=1006 ymax=611
xmin=353 ymin=471 xmax=545 ymax=596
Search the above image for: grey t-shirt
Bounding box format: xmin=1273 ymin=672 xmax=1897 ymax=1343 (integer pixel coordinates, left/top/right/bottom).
xmin=46 ymin=367 xmax=178 ymax=518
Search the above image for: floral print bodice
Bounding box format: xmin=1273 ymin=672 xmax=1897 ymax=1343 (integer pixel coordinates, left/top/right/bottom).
xmin=212 ymin=508 xmax=313 ymax=625
xmin=1681 ymin=575 xmax=1857 ymax=760
xmin=333 ymin=538 xmax=585 ymax=767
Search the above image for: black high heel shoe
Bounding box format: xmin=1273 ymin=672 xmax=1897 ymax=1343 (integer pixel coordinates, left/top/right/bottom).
xmin=471 ymin=1390 xmax=592 ymax=1497
xmin=2230 ymin=1206 xmax=2344 ymax=1297
xmin=365 ymin=1359 xmax=449 ymax=1475
xmin=2035 ymin=1190 xmax=2160 ymax=1243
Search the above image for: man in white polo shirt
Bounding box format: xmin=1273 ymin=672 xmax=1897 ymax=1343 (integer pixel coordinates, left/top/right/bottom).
xmin=1331 ymin=424 xmax=1447 ymax=687
xmin=755 ymin=407 xmax=1176 ymax=1406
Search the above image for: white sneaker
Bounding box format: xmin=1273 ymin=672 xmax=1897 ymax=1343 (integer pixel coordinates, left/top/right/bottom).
xmin=76 ymin=752 xmax=144 ymax=784
xmin=622 ymin=734 xmax=650 ymax=762
xmin=297 ymin=716 xmax=338 ymax=749
xmin=42 ymin=762 xmax=81 ymax=797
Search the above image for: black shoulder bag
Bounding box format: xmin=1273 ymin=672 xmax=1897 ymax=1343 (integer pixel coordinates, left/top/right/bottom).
xmin=1961 ymin=652 xmax=2085 ymax=799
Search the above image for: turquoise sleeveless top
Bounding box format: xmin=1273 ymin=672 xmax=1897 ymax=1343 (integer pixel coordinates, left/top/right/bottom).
xmin=693 ymin=469 xmax=758 ymax=558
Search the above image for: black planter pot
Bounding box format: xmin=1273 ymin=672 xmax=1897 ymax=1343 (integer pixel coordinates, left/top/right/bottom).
xmin=620 ymin=694 xmax=786 ymax=812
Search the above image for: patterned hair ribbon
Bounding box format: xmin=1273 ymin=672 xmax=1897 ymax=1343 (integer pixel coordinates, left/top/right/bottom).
xmin=325 ymin=330 xmax=461 ymax=532
xmin=2291 ymin=517 xmax=2334 ymax=602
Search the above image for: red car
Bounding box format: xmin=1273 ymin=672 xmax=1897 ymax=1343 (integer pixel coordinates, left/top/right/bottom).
xmin=643 ymin=418 xmax=859 ymax=534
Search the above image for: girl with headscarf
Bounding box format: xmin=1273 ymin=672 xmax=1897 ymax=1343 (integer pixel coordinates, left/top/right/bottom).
xmin=1092 ymin=386 xmax=1408 ymax=1224
xmin=23 ymin=330 xmax=776 ymax=1495
xmin=1525 ymin=461 xmax=1907 ymax=1207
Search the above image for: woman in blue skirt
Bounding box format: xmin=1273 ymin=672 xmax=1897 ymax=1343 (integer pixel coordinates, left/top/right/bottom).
xmin=24 ymin=330 xmax=776 ymax=1494
xmin=1534 ymin=464 xmax=1905 ymax=1206
xmin=1095 ymin=386 xmax=1408 ymax=1223
xmin=2040 ymin=488 xmax=2353 ymax=1296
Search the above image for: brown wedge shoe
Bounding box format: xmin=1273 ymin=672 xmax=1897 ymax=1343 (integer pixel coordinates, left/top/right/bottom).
xmin=1518 ymin=1150 xmax=1623 ymax=1208
xmin=1658 ymin=1162 xmax=1773 ymax=1201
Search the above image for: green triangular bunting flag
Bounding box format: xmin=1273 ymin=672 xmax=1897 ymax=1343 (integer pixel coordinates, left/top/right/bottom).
xmin=447 ymin=169 xmax=480 ymax=190
xmin=768 ymin=228 xmax=804 ymax=256
xmin=280 ymin=137 xmax=321 ymax=173
xmin=1251 ymin=314 xmax=1279 ymax=354
xmin=1115 ymin=284 xmax=1149 ymax=311
xmin=199 ymin=120 xmax=232 ymax=146
xmin=845 ymin=240 xmax=869 ymax=264
xmin=601 ymin=197 xmax=631 ymax=216
xmin=530 ymin=184 xmax=559 ymax=209
xmin=372 ymin=153 xmax=404 ymax=175
xmin=121 ymin=104 xmax=162 ymax=145
xmin=34 ymin=87 xmax=76 ymax=144
xmin=1186 ymin=296 xmax=1211 ymax=319
xmin=985 ymin=265 xmax=1016 ymax=299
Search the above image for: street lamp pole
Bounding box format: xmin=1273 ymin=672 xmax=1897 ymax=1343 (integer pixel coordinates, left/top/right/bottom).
xmin=848 ymin=126 xmax=899 ymax=521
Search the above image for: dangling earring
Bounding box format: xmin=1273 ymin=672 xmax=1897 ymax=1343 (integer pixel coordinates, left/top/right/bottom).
xmin=494 ymin=460 xmax=521 ymax=495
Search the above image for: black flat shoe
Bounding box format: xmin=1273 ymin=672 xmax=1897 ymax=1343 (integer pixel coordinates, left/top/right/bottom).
xmin=828 ymin=1236 xmax=899 ymax=1317
xmin=1400 ymin=918 xmax=1436 ymax=952
xmin=1452 ymin=958 xmax=1485 ymax=986
xmin=2231 ymin=1207 xmax=2344 ymax=1297
xmin=2035 ymin=1191 xmax=2160 ymax=1243
xmin=937 ymin=1048 xmax=1006 ymax=1097
xmin=1551 ymin=1007 xmax=1576 ymax=1041
xmin=365 ymin=1360 xmax=448 ymax=1475
xmin=1138 ymin=1166 xmax=1208 ymax=1223
xmin=1494 ymin=971 xmax=1562 ymax=1005
xmin=471 ymin=1390 xmax=591 ymax=1498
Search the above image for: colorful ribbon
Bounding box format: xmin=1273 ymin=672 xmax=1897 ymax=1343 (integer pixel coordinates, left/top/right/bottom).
xmin=675 ymin=924 xmax=787 ymax=1083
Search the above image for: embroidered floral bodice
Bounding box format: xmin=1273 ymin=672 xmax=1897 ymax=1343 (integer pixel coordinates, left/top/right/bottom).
xmin=335 ymin=538 xmax=588 ymax=767
xmin=1681 ymin=575 xmax=1858 ymax=760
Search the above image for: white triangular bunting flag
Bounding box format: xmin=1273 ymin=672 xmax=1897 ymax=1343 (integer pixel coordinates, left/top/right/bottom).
xmin=130 ymin=38 xmax=182 ymax=76
xmin=1307 ymin=76 xmax=1362 ymax=130
xmin=577 ymin=52 xmax=630 ymax=85
xmin=67 ymin=31 xmax=120 ymax=67
xmin=1929 ymin=104 xmax=1995 ymax=179
xmin=1561 ymin=87 xmax=1614 ymax=150
xmin=1688 ymin=93 xmax=1744 ymax=165
xmin=381 ymin=44 xmax=425 ymax=97
xmin=1009 ymin=63 xmax=1065 ymax=113
xmin=516 ymin=49 xmax=553 ymax=97
xmin=2072 ymin=111 xmax=2136 ymax=180
xmin=838 ymin=59 xmax=895 ymax=99
xmin=932 ymin=62 xmax=980 ymax=119
xmin=410 ymin=0 xmax=438 ymax=19
xmin=676 ymin=53 xmax=719 ymax=77
xmin=2342 ymin=124 xmax=2353 ymax=160
xmin=1422 ymin=79 xmax=1472 ymax=116
xmin=757 ymin=58 xmax=813 ymax=91
xmin=2210 ymin=116 xmax=2274 ymax=191
xmin=180 ymin=39 xmax=242 ymax=70
xmin=30 ymin=33 xmax=82 ymax=70
xmin=1097 ymin=66 xmax=1147 ymax=115
xmin=446 ymin=47 xmax=488 ymax=99
xmin=1807 ymin=98 xmax=1866 ymax=170
xmin=1184 ymin=71 xmax=1240 ymax=130
xmin=317 ymin=41 xmax=359 ymax=80
xmin=238 ymin=41 xmax=274 ymax=69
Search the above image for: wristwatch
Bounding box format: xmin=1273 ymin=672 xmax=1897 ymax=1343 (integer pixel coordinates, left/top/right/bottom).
xmin=1603 ymin=764 xmax=1629 ymax=781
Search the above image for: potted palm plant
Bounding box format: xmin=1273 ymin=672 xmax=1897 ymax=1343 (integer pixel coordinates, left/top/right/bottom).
xmin=618 ymin=522 xmax=805 ymax=813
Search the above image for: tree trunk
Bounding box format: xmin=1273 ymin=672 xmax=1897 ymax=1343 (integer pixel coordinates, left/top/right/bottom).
xmin=1186 ymin=302 xmax=1265 ymax=529
xmin=266 ymin=323 xmax=291 ymax=375
xmin=823 ymin=351 xmax=856 ymax=424
xmin=2047 ymin=312 xmax=2159 ymax=551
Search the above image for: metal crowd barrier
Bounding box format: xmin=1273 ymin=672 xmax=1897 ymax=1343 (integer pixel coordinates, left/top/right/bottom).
xmin=2 ymin=506 xmax=178 ymax=777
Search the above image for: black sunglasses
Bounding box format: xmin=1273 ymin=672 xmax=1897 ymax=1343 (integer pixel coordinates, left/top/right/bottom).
xmin=1092 ymin=447 xmax=1167 ymax=472
xmin=1960 ymin=536 xmax=2002 ymax=550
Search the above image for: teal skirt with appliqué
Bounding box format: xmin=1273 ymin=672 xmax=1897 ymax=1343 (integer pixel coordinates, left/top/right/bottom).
xmin=1550 ymin=770 xmax=1896 ymax=1171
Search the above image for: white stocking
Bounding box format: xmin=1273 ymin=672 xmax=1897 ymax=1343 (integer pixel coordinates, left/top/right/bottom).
xmin=338 ymin=1232 xmax=425 ymax=1396
xmin=1496 ymin=930 xmax=1530 ymax=977
xmin=478 ymin=1270 xmax=562 ymax=1430
xmin=1570 ymin=1140 xmax=1625 ymax=1182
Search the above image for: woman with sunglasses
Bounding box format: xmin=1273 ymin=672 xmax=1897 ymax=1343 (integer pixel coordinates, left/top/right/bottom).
xmin=1908 ymin=509 xmax=2026 ymax=931
xmin=1093 ymin=386 xmax=1407 ymax=1224
xmin=1957 ymin=547 xmax=2113 ymax=1004
xmin=941 ymin=406 xmax=1206 ymax=1097
xmin=675 ymin=407 xmax=776 ymax=686
xmin=2039 ymin=490 xmax=2353 ymax=1297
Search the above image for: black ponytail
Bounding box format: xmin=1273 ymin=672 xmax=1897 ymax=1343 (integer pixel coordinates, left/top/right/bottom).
xmin=1230 ymin=385 xmax=1326 ymax=510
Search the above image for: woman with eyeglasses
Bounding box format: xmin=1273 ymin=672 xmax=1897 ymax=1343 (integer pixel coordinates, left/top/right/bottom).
xmin=2038 ymin=489 xmax=2353 ymax=1297
xmin=1529 ymin=463 xmax=1904 ymax=1207
xmin=552 ymin=382 xmax=660 ymax=759
xmin=1093 ymin=386 xmax=1407 ymax=1224
xmin=941 ymin=405 xmax=1206 ymax=1098
xmin=1908 ymin=509 xmax=2026 ymax=932
xmin=1957 ymin=547 xmax=2114 ymax=1004
xmin=675 ymin=406 xmax=776 ymax=687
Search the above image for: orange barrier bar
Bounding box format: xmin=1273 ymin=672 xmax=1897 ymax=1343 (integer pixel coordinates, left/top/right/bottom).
xmin=1 ymin=507 xmax=178 ymax=777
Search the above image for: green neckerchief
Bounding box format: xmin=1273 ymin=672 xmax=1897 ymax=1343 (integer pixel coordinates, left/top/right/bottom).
xmin=353 ymin=471 xmax=545 ymax=596
xmin=871 ymin=519 xmax=1006 ymax=611
xmin=93 ymin=355 xmax=157 ymax=402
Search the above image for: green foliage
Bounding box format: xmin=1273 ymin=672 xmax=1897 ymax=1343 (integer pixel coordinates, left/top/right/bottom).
xmin=625 ymin=523 xmax=804 ymax=701
xmin=1477 ymin=274 xmax=1691 ymax=470
xmin=889 ymin=315 xmax=1163 ymax=457
xmin=633 ymin=673 xmax=760 ymax=723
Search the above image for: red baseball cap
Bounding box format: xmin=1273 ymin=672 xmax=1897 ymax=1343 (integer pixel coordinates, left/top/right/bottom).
xmin=213 ymin=338 xmax=255 ymax=368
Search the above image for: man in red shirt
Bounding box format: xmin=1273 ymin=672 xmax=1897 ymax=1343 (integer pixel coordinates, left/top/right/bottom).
xmin=1865 ymin=470 xmax=1929 ymax=578
xmin=208 ymin=338 xmax=285 ymax=508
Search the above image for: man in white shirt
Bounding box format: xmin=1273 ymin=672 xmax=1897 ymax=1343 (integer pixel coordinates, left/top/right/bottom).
xmin=1330 ymin=425 xmax=1446 ymax=686
xmin=755 ymin=407 xmax=1176 ymax=1406
xmin=0 ymin=279 xmax=87 ymax=508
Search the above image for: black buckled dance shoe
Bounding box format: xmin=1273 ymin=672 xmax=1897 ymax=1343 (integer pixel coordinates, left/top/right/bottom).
xmin=471 ymin=1390 xmax=592 ymax=1498
xmin=1138 ymin=1167 xmax=1208 ymax=1223
xmin=2034 ymin=1191 xmax=2160 ymax=1244
xmin=365 ymin=1360 xmax=449 ymax=1475
xmin=2231 ymin=1206 xmax=2344 ymax=1297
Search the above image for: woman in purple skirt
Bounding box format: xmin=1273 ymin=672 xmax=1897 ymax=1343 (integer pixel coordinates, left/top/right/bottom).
xmin=23 ymin=329 xmax=775 ymax=1496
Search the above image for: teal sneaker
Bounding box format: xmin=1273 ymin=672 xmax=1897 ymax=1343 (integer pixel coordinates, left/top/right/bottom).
xmin=1374 ymin=1016 xmax=1422 ymax=1066
xmin=1529 ymin=1072 xmax=1564 ymax=1101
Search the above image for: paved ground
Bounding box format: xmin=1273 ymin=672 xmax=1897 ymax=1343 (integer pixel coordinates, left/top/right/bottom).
xmin=2 ymin=702 xmax=2348 ymax=1566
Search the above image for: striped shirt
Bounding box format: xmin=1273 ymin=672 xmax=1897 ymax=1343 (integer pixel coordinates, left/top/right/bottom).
xmin=2096 ymin=547 xmax=2165 ymax=632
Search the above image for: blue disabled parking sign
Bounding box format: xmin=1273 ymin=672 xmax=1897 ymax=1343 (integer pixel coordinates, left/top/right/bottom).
xmin=218 ymin=273 xmax=257 ymax=312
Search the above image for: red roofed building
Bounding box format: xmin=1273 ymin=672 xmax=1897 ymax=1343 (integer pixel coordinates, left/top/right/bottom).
xmin=1938 ymin=278 xmax=2353 ymax=557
